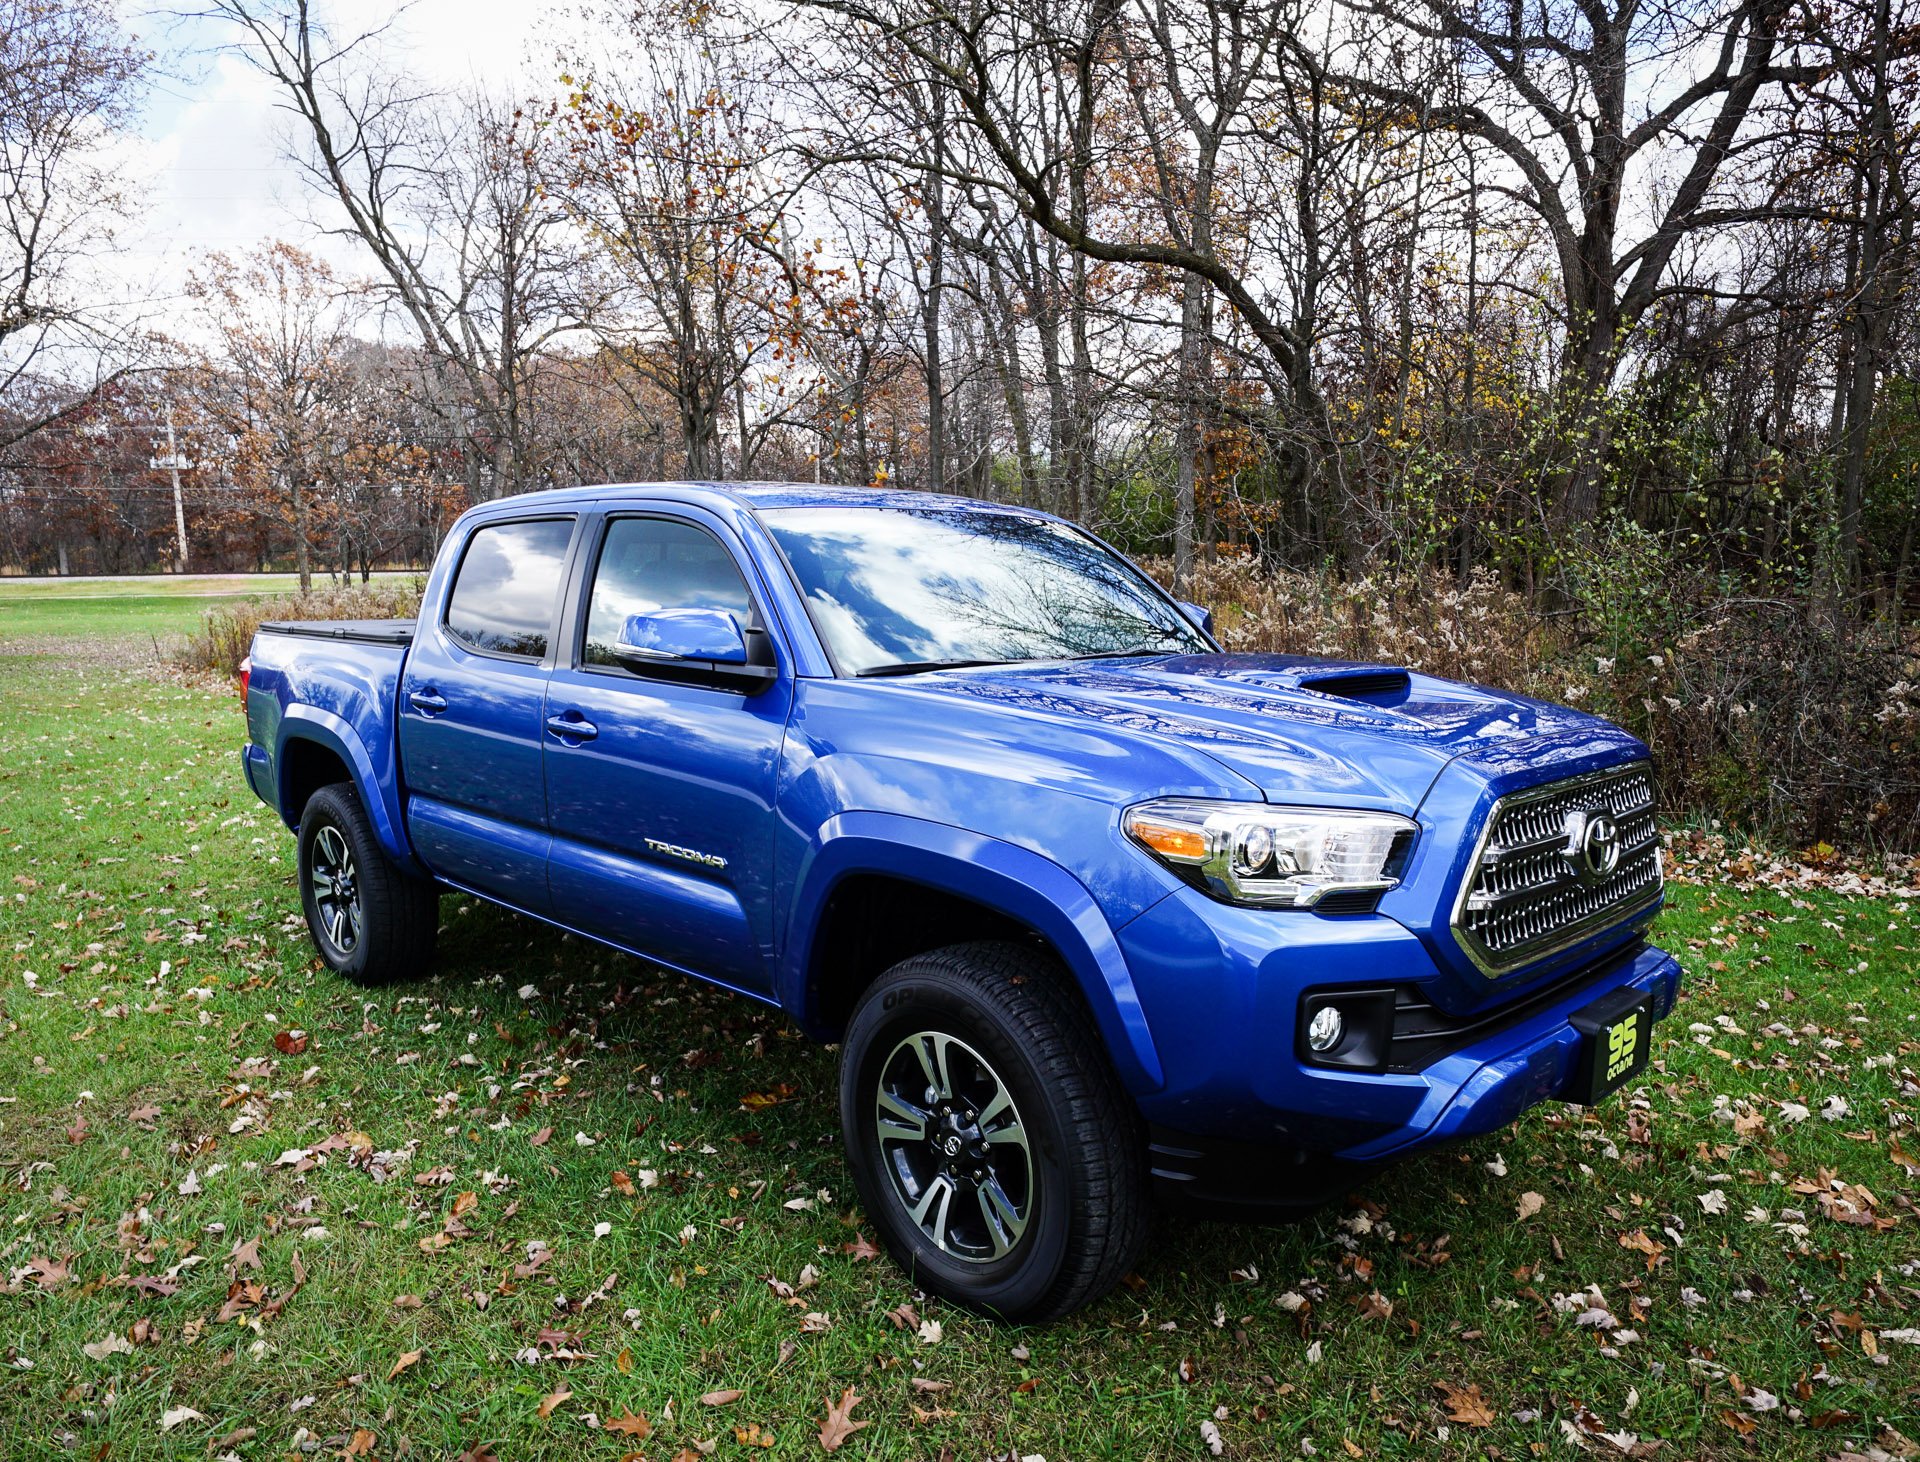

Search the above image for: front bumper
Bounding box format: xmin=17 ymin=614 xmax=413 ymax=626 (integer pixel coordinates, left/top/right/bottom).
xmin=1114 ymin=885 xmax=1681 ymax=1179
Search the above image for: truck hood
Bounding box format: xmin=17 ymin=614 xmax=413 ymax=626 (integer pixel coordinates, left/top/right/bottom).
xmin=897 ymin=653 xmax=1643 ymax=812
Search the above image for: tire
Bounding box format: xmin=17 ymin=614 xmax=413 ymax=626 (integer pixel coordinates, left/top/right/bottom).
xmin=297 ymin=782 xmax=439 ymax=986
xmin=838 ymin=941 xmax=1150 ymax=1321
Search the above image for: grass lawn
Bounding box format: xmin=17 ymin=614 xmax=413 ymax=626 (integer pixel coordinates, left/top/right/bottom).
xmin=0 ymin=574 xmax=418 ymax=648
xmin=1 ymin=597 xmax=1916 ymax=1461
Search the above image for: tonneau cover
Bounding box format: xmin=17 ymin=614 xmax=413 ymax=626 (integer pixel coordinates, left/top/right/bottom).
xmin=257 ymin=618 xmax=416 ymax=645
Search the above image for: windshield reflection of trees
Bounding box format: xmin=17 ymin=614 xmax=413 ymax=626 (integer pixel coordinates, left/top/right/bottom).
xmin=773 ymin=510 xmax=1203 ymax=669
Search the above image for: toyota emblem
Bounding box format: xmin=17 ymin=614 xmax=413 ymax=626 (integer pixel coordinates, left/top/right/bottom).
xmin=1563 ymin=809 xmax=1622 ymax=885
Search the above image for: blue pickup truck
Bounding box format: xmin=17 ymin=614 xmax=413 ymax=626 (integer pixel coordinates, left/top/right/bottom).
xmin=241 ymin=482 xmax=1680 ymax=1319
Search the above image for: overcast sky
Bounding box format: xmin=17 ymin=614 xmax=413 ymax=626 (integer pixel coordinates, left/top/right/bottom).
xmin=117 ymin=0 xmax=555 ymax=324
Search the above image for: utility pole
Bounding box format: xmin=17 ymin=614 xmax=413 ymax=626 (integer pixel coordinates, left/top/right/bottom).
xmin=164 ymin=402 xmax=189 ymax=571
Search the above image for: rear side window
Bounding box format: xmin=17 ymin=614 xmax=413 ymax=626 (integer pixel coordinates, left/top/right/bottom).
xmin=583 ymin=517 xmax=756 ymax=668
xmin=444 ymin=518 xmax=574 ymax=658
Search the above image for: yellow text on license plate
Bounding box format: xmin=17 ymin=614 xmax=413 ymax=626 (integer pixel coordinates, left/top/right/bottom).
xmin=1602 ymin=1014 xmax=1640 ymax=1083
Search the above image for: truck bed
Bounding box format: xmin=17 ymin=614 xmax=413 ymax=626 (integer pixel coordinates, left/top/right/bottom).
xmin=257 ymin=618 xmax=416 ymax=645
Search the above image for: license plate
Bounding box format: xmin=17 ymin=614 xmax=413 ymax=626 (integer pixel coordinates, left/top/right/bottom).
xmin=1568 ymin=991 xmax=1652 ymax=1105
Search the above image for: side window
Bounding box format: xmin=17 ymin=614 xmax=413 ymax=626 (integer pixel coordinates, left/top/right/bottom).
xmin=444 ymin=518 xmax=574 ymax=659
xmin=583 ymin=517 xmax=756 ymax=668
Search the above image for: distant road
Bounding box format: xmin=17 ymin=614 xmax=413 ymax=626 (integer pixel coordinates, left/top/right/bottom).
xmin=0 ymin=572 xmax=420 ymax=600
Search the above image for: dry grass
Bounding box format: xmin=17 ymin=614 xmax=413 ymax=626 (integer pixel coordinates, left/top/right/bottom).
xmin=178 ymin=578 xmax=425 ymax=676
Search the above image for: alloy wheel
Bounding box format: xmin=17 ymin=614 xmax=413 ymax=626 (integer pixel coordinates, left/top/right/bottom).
xmin=872 ymin=1030 xmax=1033 ymax=1263
xmin=309 ymin=823 xmax=362 ymax=954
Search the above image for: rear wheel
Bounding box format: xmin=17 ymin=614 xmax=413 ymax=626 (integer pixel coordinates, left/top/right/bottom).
xmin=297 ymin=782 xmax=438 ymax=986
xmin=838 ymin=941 xmax=1149 ymax=1321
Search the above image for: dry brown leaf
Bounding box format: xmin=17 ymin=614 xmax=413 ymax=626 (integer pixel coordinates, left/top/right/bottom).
xmin=387 ymin=1348 xmax=424 ymax=1381
xmin=537 ymin=1384 xmax=572 ymax=1419
xmin=700 ymin=1389 xmax=745 ymax=1406
xmin=841 ymin=1233 xmax=882 ymax=1262
xmin=1516 ymin=1191 xmax=1545 ymax=1221
xmin=603 ymin=1411 xmax=652 ymax=1439
xmin=819 ymin=1388 xmax=870 ymax=1452
xmin=455 ymin=1446 xmax=499 ymax=1462
xmin=342 ymin=1429 xmax=377 ymax=1457
xmin=1434 ymin=1380 xmax=1496 ymax=1428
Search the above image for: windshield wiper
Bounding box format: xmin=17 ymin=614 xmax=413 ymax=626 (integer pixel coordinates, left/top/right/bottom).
xmin=855 ymin=658 xmax=1008 ymax=678
xmin=1071 ymin=646 xmax=1178 ymax=661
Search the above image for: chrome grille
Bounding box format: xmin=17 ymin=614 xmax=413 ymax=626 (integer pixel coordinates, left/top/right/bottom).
xmin=1452 ymin=762 xmax=1662 ymax=976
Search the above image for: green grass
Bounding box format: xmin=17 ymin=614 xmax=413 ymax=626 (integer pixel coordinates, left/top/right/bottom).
xmin=1 ymin=603 xmax=1916 ymax=1460
xmin=0 ymin=574 xmax=413 ymax=646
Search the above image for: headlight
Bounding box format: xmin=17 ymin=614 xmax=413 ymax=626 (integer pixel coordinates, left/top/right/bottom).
xmin=1123 ymin=800 xmax=1417 ymax=908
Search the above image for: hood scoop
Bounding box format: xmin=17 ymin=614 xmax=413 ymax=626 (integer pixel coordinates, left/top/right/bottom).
xmin=1295 ymin=665 xmax=1413 ymax=704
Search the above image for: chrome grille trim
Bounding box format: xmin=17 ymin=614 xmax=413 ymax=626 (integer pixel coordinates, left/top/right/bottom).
xmin=1451 ymin=762 xmax=1663 ymax=977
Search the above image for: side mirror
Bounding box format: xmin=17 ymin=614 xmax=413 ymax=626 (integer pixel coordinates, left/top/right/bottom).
xmin=1177 ymin=599 xmax=1216 ymax=639
xmin=619 ymin=608 xmax=749 ymax=664
xmin=615 ymin=609 xmax=775 ymax=690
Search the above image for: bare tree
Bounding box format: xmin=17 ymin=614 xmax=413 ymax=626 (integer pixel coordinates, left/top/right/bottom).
xmin=201 ymin=0 xmax=586 ymax=499
xmin=0 ymin=0 xmax=152 ymax=458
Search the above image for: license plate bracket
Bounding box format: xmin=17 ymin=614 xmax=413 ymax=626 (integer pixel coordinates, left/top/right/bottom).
xmin=1567 ymin=988 xmax=1652 ymax=1106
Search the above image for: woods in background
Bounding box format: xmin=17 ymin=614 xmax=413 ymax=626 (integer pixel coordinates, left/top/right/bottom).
xmin=2 ymin=0 xmax=1918 ymax=843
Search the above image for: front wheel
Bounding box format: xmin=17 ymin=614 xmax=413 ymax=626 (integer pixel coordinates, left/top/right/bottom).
xmin=838 ymin=942 xmax=1149 ymax=1321
xmin=297 ymin=782 xmax=438 ymax=986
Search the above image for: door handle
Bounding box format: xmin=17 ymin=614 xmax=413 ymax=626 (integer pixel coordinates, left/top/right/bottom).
xmin=408 ymin=689 xmax=448 ymax=715
xmin=545 ymin=712 xmax=598 ymax=742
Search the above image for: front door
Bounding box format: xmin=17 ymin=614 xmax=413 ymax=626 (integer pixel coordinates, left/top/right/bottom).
xmin=398 ymin=514 xmax=577 ymax=913
xmin=543 ymin=511 xmax=792 ymax=994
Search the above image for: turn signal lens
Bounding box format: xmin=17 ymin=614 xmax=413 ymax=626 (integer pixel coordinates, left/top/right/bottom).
xmin=1127 ymin=819 xmax=1210 ymax=862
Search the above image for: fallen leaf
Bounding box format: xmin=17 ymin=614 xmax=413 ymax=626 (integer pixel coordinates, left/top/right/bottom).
xmin=343 ymin=1430 xmax=377 ymax=1457
xmin=818 ymin=1388 xmax=870 ymax=1452
xmin=1516 ymin=1191 xmax=1545 ymax=1220
xmin=82 ymin=1333 xmax=133 ymax=1362
xmin=700 ymin=1389 xmax=745 ymax=1406
xmin=733 ymin=1424 xmax=776 ymax=1448
xmin=387 ymin=1348 xmax=424 ymax=1381
xmin=604 ymin=1411 xmax=651 ymax=1438
xmin=530 ymin=1126 xmax=553 ymax=1147
xmin=916 ymin=1318 xmax=943 ymax=1345
xmin=841 ymin=1234 xmax=881 ymax=1262
xmin=455 ymin=1446 xmax=499 ymax=1462
xmin=160 ymin=1406 xmax=205 ymax=1432
xmin=1435 ymin=1380 xmax=1495 ymax=1428
xmin=273 ymin=1029 xmax=309 ymax=1055
xmin=909 ymin=1377 xmax=951 ymax=1394
xmin=537 ymin=1384 xmax=572 ymax=1419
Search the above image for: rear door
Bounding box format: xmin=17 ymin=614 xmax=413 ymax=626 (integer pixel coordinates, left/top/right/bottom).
xmin=399 ymin=514 xmax=579 ymax=913
xmin=542 ymin=508 xmax=793 ymax=995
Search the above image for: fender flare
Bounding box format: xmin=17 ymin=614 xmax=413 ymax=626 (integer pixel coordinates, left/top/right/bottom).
xmin=275 ymin=706 xmax=423 ymax=875
xmin=782 ymin=811 xmax=1164 ymax=1093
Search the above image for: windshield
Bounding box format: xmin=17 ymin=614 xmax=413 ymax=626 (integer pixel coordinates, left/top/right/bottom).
xmin=760 ymin=506 xmax=1210 ymax=676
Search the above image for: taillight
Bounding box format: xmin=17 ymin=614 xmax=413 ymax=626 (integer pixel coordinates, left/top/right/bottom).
xmin=238 ymin=655 xmax=251 ymax=712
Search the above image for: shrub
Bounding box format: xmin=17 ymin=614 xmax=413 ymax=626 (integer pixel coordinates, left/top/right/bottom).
xmin=1155 ymin=553 xmax=1920 ymax=852
xmin=180 ymin=579 xmax=425 ymax=677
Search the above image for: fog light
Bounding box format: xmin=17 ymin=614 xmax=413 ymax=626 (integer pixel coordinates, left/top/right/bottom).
xmin=1306 ymin=1004 xmax=1344 ymax=1053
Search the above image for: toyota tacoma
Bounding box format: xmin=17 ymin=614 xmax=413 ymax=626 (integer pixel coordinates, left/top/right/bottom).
xmin=240 ymin=483 xmax=1680 ymax=1320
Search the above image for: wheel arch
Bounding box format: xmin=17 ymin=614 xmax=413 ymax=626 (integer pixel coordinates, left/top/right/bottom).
xmin=782 ymin=812 xmax=1164 ymax=1093
xmin=274 ymin=706 xmax=422 ymax=875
